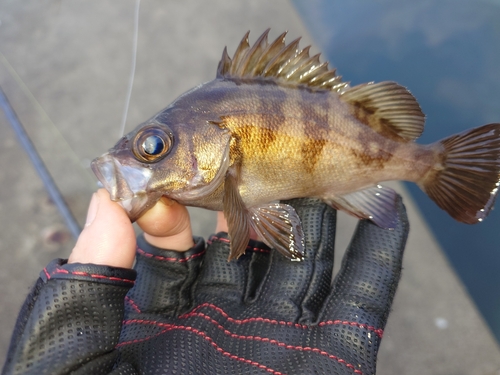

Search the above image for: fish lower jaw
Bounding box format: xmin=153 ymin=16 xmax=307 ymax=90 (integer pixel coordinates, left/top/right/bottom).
xmin=118 ymin=195 xmax=143 ymax=212
xmin=116 ymin=193 xmax=160 ymax=222
xmin=91 ymin=153 xmax=154 ymax=202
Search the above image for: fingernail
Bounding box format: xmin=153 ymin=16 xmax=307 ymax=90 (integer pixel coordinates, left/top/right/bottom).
xmin=85 ymin=193 xmax=99 ymax=227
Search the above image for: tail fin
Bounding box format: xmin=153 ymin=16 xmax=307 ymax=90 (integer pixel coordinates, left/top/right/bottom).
xmin=421 ymin=123 xmax=500 ymax=224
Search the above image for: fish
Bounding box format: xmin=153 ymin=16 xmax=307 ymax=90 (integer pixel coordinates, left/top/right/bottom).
xmin=91 ymin=29 xmax=500 ymax=261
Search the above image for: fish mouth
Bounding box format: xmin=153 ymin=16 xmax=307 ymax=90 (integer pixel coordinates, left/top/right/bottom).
xmin=91 ymin=153 xmax=160 ymax=221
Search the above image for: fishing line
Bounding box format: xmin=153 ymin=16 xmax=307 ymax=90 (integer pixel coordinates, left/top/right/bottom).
xmin=0 ymin=52 xmax=95 ymax=184
xmin=0 ymin=1 xmax=141 ymax=240
xmin=119 ymin=0 xmax=141 ymax=138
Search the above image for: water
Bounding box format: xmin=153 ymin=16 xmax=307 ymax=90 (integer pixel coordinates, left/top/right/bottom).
xmin=292 ymin=0 xmax=500 ymax=340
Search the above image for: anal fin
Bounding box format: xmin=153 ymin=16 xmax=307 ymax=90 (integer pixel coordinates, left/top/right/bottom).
xmin=324 ymin=185 xmax=399 ymax=229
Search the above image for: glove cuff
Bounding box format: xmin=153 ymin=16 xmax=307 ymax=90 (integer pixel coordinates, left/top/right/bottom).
xmin=136 ymin=234 xmax=205 ymax=262
xmin=41 ymin=259 xmax=136 ymax=287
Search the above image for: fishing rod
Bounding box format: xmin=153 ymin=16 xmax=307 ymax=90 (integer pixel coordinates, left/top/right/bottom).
xmin=0 ymin=86 xmax=81 ymax=240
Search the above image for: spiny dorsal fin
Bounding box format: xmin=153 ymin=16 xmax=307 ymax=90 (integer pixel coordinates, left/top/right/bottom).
xmin=216 ymin=29 xmax=349 ymax=93
xmin=341 ymin=81 xmax=426 ymax=141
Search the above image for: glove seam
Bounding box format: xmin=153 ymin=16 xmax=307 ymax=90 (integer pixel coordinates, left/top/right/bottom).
xmin=184 ymin=302 xmax=383 ymax=337
xmin=125 ymin=295 xmax=142 ymax=314
xmin=41 ymin=259 xmax=136 ymax=286
xmin=136 ymin=246 xmax=205 ymax=262
xmin=43 ymin=267 xmax=135 ymax=284
xmin=118 ymin=322 xmax=284 ymax=374
xmin=208 ymin=235 xmax=270 ymax=254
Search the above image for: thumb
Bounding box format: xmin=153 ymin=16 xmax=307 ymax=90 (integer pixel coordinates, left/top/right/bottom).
xmin=136 ymin=197 xmax=194 ymax=251
xmin=68 ymin=189 xmax=136 ymax=268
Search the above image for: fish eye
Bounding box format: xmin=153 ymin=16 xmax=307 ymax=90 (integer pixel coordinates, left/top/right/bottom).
xmin=133 ymin=126 xmax=173 ymax=163
xmin=142 ymin=135 xmax=164 ymax=155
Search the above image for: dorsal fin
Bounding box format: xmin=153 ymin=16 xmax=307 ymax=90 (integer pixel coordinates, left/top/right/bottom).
xmin=341 ymin=81 xmax=426 ymax=141
xmin=216 ymin=29 xmax=349 ymax=93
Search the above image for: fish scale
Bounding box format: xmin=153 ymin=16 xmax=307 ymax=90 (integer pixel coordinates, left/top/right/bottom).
xmin=92 ymin=29 xmax=500 ymax=260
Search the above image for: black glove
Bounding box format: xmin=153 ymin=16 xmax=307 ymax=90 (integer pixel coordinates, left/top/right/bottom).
xmin=3 ymin=197 xmax=408 ymax=375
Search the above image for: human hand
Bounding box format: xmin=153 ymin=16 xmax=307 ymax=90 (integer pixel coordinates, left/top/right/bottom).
xmin=119 ymin=197 xmax=409 ymax=374
xmin=14 ymin=189 xmax=408 ymax=375
xmin=68 ymin=189 xmax=193 ymax=268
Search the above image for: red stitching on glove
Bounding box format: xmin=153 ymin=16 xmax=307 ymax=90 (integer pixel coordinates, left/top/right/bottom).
xmin=117 ymin=326 xmax=170 ymax=346
xmin=208 ymin=236 xmax=270 ymax=253
xmin=44 ymin=267 xmax=135 ymax=284
xmin=122 ymin=319 xmax=362 ymax=374
xmin=184 ymin=303 xmax=383 ymax=338
xmin=117 ymin=324 xmax=284 ymax=375
xmin=183 ymin=315 xmax=364 ymax=373
xmin=136 ymin=247 xmax=206 ymax=262
xmin=125 ymin=296 xmax=141 ymax=313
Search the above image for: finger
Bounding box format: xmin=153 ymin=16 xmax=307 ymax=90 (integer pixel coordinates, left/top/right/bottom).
xmin=324 ymin=195 xmax=409 ymax=331
xmin=254 ymin=198 xmax=337 ymax=323
xmin=130 ymin=234 xmax=205 ymax=316
xmin=136 ymin=197 xmax=194 ymax=251
xmin=194 ymin=233 xmax=271 ymax=307
xmin=68 ymin=189 xmax=136 ymax=268
xmin=128 ymin=200 xmax=198 ymax=316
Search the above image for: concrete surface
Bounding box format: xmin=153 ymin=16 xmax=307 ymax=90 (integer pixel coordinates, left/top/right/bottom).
xmin=0 ymin=1 xmax=499 ymax=373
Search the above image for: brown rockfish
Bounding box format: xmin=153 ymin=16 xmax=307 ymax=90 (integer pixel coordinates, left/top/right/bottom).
xmin=92 ymin=29 xmax=500 ymax=260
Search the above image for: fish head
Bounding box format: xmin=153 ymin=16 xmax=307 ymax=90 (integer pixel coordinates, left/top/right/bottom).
xmin=91 ymin=116 xmax=231 ymax=221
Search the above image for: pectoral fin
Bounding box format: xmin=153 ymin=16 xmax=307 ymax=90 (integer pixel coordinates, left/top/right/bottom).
xmin=249 ymin=203 xmax=305 ymax=261
xmin=223 ymin=174 xmax=251 ymax=261
xmin=223 ymin=174 xmax=305 ymax=261
xmin=324 ymin=185 xmax=398 ymax=229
